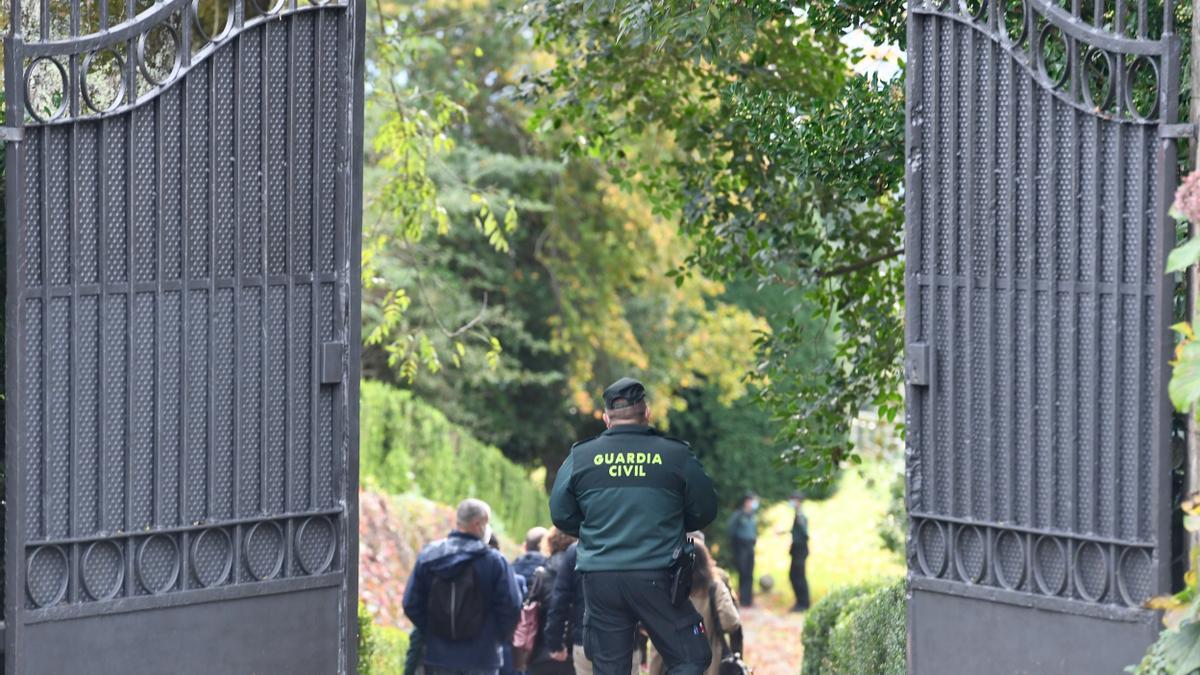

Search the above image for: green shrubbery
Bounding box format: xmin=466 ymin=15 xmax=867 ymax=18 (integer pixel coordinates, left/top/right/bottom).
xmin=802 ymin=579 xmax=906 ymax=675
xmin=358 ymin=602 xmax=411 ymax=674
xmin=360 ymin=380 xmax=549 ymax=537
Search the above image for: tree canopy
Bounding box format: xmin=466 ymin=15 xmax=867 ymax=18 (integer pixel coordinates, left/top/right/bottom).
xmin=522 ymin=0 xmax=907 ymax=483
xmin=362 ymin=0 xmax=784 ymax=476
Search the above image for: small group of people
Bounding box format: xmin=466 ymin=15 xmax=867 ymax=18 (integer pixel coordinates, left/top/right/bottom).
xmin=401 ymin=377 xmax=768 ymax=675
xmin=727 ymin=491 xmax=810 ymax=612
xmin=402 ymin=504 xmax=743 ymax=675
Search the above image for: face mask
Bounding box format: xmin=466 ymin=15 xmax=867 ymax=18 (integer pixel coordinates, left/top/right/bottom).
xmin=749 ymin=500 xmax=760 ymax=512
xmin=482 ymin=524 xmax=493 ymax=544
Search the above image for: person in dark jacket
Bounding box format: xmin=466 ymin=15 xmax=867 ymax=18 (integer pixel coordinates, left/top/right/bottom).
xmin=544 ymin=543 xmax=642 ymax=675
xmin=550 ymin=377 xmax=719 ymax=675
xmin=544 ymin=543 xmax=585 ymax=673
xmin=403 ymin=498 xmax=523 ymax=675
xmin=788 ymin=492 xmax=810 ymax=612
xmin=525 ymin=530 xmax=577 ymax=675
xmin=512 ymin=527 xmax=550 ymax=589
xmin=727 ymin=493 xmax=758 ymax=608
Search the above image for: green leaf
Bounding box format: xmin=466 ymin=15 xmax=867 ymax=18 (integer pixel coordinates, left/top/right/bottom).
xmin=1158 ymin=621 xmax=1200 ymax=674
xmin=1168 ymin=237 xmax=1200 ymax=273
xmin=1170 ymin=339 xmax=1200 ymax=412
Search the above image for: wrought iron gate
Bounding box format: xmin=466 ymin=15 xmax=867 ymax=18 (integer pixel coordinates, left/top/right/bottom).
xmin=1 ymin=0 xmax=364 ymax=668
xmin=905 ymin=0 xmax=1182 ymax=669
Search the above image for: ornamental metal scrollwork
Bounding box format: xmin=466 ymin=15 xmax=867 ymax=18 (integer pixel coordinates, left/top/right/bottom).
xmin=910 ymin=517 xmax=1158 ymax=608
xmin=17 ymin=0 xmax=349 ymax=124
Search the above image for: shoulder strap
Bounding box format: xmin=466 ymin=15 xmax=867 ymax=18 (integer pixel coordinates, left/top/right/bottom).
xmin=659 ymin=433 xmax=692 ymax=449
xmin=708 ymin=583 xmax=732 ymax=657
xmin=569 ymin=435 xmax=599 ymax=450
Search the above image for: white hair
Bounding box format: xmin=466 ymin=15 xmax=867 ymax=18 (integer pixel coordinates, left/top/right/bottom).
xmin=456 ymin=498 xmax=491 ymax=529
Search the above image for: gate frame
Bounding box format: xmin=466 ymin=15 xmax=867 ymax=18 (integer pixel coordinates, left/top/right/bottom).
xmin=903 ymin=0 xmax=1184 ymax=668
xmin=0 ymin=0 xmax=366 ymax=668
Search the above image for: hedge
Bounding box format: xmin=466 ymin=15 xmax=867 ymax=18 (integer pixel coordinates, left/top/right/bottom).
xmin=360 ymin=380 xmax=549 ymax=537
xmin=802 ymin=580 xmax=905 ymax=675
xmin=358 ymin=602 xmax=411 ymax=674
xmin=828 ymin=581 xmax=906 ymax=674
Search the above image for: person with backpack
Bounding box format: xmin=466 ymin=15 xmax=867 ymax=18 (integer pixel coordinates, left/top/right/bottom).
xmin=645 ymin=540 xmax=742 ymax=675
xmin=403 ymin=498 xmax=523 ymax=675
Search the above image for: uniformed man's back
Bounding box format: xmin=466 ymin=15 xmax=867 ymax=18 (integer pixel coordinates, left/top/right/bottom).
xmin=553 ymin=425 xmax=716 ymax=572
xmin=548 ymin=377 xmax=718 ymax=675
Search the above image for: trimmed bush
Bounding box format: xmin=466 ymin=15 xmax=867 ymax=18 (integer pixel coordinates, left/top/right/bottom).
xmin=827 ymin=581 xmax=906 ymax=675
xmin=360 ymin=381 xmax=549 ymax=537
xmin=358 ymin=602 xmax=376 ymax=675
xmin=358 ymin=601 xmax=411 ymax=675
xmin=802 ymin=582 xmax=883 ymax=675
xmin=802 ymin=580 xmax=905 ymax=675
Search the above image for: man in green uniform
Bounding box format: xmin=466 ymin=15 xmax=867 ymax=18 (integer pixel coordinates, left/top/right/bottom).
xmin=550 ymin=377 xmax=719 ymax=675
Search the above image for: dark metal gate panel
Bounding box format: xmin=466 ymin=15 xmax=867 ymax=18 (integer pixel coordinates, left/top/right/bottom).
xmin=2 ymin=0 xmax=363 ymax=669
xmin=904 ymin=0 xmax=1180 ymax=670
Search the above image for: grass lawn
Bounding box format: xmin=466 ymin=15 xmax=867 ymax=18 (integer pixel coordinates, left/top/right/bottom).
xmin=749 ymin=458 xmax=905 ymax=611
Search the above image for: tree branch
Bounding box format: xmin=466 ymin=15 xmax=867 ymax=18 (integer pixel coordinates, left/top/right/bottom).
xmin=816 ymin=248 xmax=903 ymax=279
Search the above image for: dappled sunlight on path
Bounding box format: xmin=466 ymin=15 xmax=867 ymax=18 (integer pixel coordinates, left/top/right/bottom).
xmin=739 ymin=606 xmax=806 ymax=675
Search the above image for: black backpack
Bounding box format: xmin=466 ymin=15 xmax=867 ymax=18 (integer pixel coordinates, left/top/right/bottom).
xmin=428 ymin=561 xmax=486 ymax=641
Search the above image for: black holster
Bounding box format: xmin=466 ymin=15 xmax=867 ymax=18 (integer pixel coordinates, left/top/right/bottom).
xmin=668 ymin=539 xmax=696 ymax=606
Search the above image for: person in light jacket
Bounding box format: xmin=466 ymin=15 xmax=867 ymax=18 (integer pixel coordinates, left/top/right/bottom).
xmin=646 ymin=539 xmax=740 ymax=675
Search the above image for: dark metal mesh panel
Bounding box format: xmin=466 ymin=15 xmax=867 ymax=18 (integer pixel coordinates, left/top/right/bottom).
xmin=4 ymin=0 xmax=356 ymax=640
xmin=905 ymin=0 xmax=1178 ymax=619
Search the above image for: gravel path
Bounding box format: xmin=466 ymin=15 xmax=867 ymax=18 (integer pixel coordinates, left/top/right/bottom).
xmin=738 ymin=606 xmax=806 ymax=675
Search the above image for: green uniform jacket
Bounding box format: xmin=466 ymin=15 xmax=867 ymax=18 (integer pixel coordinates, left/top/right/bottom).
xmin=549 ymin=424 xmax=718 ymax=572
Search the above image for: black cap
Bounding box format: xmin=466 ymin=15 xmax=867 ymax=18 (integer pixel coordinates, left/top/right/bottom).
xmin=603 ymin=377 xmax=646 ymax=410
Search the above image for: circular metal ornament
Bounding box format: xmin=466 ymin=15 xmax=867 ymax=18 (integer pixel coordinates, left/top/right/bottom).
xmin=1032 ymin=535 xmax=1068 ymax=596
xmin=1036 ymin=23 xmax=1070 ymax=91
xmin=963 ymin=0 xmax=988 ymax=22
xmin=26 ymin=545 xmax=70 ymax=608
xmin=992 ymin=529 xmax=1026 ymax=590
xmin=82 ymin=540 xmax=126 ymax=601
xmin=191 ymin=528 xmax=234 ymax=588
xmin=915 ymin=519 xmax=949 ymax=578
xmin=137 ymin=23 xmax=183 ymax=87
xmin=1116 ymin=546 xmax=1153 ymax=607
xmin=245 ymin=521 xmax=285 ymax=581
xmin=81 ymin=49 xmax=127 ymax=115
xmin=249 ymin=0 xmax=287 ymax=17
xmin=1073 ymin=541 xmax=1109 ymax=603
xmin=1123 ymin=55 xmax=1160 ymax=121
xmin=137 ymin=534 xmax=182 ymax=595
xmin=953 ymin=525 xmax=987 ymax=584
xmin=296 ymin=516 xmax=336 ymax=575
xmin=1080 ymin=47 xmax=1115 ymax=112
xmin=24 ymin=56 xmax=69 ymax=123
xmin=1003 ymin=0 xmax=1027 ymax=47
xmin=191 ymin=0 xmax=235 ymax=44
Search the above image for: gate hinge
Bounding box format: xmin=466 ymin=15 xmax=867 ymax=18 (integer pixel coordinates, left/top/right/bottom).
xmin=0 ymin=127 xmax=23 ymax=142
xmin=1160 ymin=123 xmax=1196 ymax=140
xmin=321 ymin=342 xmax=346 ymax=385
xmin=906 ymin=343 xmax=931 ymax=387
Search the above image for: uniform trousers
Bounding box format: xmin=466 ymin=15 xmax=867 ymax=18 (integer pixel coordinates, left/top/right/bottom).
xmin=582 ymin=570 xmax=710 ymax=675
